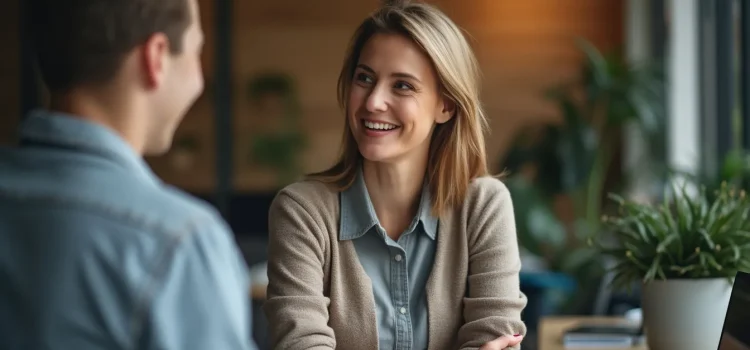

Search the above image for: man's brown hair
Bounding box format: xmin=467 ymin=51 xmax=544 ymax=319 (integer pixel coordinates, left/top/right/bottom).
xmin=29 ymin=0 xmax=193 ymax=93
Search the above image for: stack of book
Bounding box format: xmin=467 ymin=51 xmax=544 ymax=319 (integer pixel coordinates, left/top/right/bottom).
xmin=563 ymin=324 xmax=645 ymax=348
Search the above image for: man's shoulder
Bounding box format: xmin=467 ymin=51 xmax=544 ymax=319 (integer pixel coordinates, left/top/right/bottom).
xmin=0 ymin=148 xmax=225 ymax=239
xmin=133 ymin=183 xmax=224 ymax=234
xmin=85 ymin=180 xmax=225 ymax=241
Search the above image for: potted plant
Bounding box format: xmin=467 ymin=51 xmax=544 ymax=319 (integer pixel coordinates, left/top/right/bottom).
xmin=598 ymin=180 xmax=750 ymax=350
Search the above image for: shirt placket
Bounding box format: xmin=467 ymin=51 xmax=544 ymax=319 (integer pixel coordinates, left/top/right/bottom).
xmin=390 ymin=233 xmax=413 ymax=350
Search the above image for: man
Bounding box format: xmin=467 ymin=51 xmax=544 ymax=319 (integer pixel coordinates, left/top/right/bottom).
xmin=0 ymin=0 xmax=257 ymax=349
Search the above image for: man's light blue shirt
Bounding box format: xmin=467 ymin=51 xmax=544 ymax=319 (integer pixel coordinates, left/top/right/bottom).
xmin=340 ymin=167 xmax=438 ymax=350
xmin=0 ymin=110 xmax=257 ymax=350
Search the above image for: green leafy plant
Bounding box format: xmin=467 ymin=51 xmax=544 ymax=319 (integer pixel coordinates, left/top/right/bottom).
xmin=599 ymin=180 xmax=750 ymax=289
xmin=502 ymin=38 xmax=666 ymax=277
xmin=704 ymin=149 xmax=750 ymax=193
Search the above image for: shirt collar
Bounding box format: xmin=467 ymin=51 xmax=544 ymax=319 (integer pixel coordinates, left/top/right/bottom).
xmin=19 ymin=109 xmax=159 ymax=185
xmin=339 ymin=166 xmax=438 ymax=241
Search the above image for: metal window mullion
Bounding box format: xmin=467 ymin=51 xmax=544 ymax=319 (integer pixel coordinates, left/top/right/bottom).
xmin=715 ymin=0 xmax=735 ymax=161
xmin=741 ymin=0 xmax=750 ymax=149
xmin=214 ymin=0 xmax=233 ymax=219
xmin=20 ymin=0 xmax=40 ymax=119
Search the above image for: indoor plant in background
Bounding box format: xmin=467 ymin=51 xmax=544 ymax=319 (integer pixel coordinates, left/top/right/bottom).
xmin=245 ymin=72 xmax=306 ymax=187
xmin=599 ymin=180 xmax=750 ymax=350
xmin=501 ymin=38 xmax=666 ymax=316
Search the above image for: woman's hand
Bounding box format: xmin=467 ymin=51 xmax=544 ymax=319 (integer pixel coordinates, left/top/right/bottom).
xmin=478 ymin=334 xmax=523 ymax=350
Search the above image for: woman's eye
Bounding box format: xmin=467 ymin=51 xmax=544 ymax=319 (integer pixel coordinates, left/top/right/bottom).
xmin=394 ymin=81 xmax=414 ymax=91
xmin=356 ymin=73 xmax=374 ymax=84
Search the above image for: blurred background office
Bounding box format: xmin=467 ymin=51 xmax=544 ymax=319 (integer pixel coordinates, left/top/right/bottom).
xmin=2 ymin=0 xmax=748 ymax=349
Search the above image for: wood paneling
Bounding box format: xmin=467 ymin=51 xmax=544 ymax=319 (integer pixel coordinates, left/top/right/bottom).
xmin=152 ymin=0 xmax=624 ymax=192
xmin=236 ymin=0 xmax=379 ymax=27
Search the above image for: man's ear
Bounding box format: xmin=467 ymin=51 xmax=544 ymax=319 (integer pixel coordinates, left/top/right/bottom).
xmin=436 ymin=96 xmax=456 ymax=124
xmin=141 ymin=33 xmax=170 ymax=89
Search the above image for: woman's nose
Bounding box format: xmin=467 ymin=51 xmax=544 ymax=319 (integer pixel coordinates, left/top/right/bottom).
xmin=364 ymin=84 xmax=388 ymax=113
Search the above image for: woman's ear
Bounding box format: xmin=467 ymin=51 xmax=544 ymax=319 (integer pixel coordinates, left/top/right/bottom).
xmin=436 ymin=96 xmax=456 ymax=124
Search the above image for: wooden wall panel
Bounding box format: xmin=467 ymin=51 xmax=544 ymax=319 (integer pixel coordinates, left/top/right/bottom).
xmin=237 ymin=0 xmax=379 ymax=27
xmin=152 ymin=0 xmax=624 ymax=192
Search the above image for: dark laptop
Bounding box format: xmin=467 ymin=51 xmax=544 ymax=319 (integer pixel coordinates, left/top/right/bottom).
xmin=718 ymin=270 xmax=750 ymax=350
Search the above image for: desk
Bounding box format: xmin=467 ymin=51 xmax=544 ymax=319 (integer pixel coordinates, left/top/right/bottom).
xmin=250 ymin=284 xmax=267 ymax=300
xmin=538 ymin=316 xmax=647 ymax=350
xmin=248 ymin=261 xmax=268 ymax=300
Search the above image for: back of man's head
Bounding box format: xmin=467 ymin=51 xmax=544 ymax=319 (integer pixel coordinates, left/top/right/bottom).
xmin=30 ymin=0 xmax=191 ymax=93
xmin=28 ymin=0 xmax=206 ymax=156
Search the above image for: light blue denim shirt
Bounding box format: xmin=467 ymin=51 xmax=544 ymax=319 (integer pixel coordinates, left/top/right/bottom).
xmin=340 ymin=168 xmax=438 ymax=350
xmin=0 ymin=110 xmax=257 ymax=350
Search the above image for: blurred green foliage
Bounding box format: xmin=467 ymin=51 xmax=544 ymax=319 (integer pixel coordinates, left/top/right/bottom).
xmin=501 ymin=38 xmax=667 ymax=280
xmin=246 ymin=72 xmax=307 ymax=186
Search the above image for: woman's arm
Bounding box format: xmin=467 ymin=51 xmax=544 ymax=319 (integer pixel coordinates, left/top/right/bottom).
xmin=264 ymin=190 xmax=336 ymax=350
xmin=457 ymin=178 xmax=528 ymax=349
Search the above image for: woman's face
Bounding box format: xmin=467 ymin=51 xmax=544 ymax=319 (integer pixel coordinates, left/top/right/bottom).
xmin=347 ymin=33 xmax=454 ymax=165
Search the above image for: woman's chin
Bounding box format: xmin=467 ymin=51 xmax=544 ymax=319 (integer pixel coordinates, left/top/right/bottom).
xmin=358 ymin=147 xmax=399 ymax=164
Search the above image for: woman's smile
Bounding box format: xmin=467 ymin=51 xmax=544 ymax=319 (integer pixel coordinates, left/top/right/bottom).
xmin=361 ymin=118 xmax=401 ymax=137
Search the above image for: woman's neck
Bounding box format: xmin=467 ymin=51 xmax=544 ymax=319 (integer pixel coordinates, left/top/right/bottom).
xmin=362 ymin=158 xmax=427 ymax=240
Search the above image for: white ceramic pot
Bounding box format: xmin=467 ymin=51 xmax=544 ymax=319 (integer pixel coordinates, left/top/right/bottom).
xmin=641 ymin=278 xmax=733 ymax=350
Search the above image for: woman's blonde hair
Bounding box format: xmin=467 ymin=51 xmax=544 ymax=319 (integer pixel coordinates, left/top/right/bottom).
xmin=309 ymin=0 xmax=489 ymax=216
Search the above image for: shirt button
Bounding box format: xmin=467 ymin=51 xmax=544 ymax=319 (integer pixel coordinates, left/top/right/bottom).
xmin=394 ymin=254 xmax=403 ymax=262
xmin=400 ymin=307 xmax=407 ymax=314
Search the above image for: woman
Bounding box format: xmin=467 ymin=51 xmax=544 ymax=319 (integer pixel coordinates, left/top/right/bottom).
xmin=264 ymin=1 xmax=527 ymax=349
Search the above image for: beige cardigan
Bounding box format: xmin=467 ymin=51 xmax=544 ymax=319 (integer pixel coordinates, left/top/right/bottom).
xmin=264 ymin=177 xmax=527 ymax=350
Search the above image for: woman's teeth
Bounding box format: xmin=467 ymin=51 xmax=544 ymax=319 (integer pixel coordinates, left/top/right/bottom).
xmin=364 ymin=120 xmax=398 ymax=130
